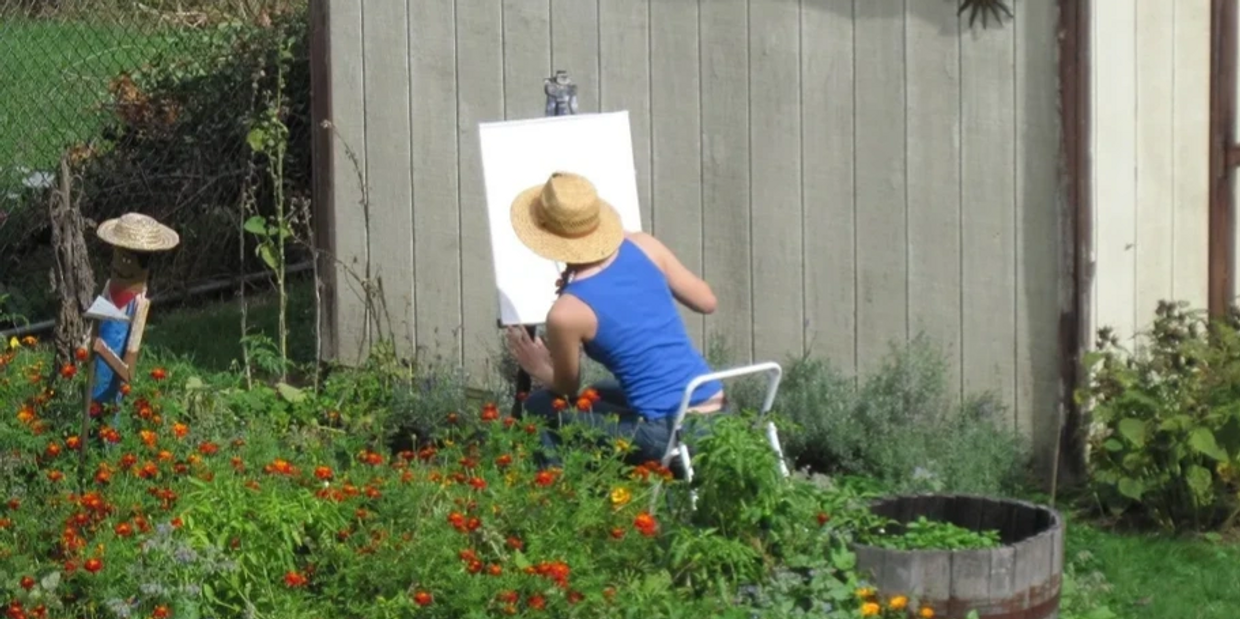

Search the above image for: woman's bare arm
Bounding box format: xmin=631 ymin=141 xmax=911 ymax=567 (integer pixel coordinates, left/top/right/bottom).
xmin=628 ymin=232 xmax=717 ymax=315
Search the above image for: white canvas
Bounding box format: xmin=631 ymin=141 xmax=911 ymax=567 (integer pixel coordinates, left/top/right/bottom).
xmin=479 ymin=111 xmax=644 ymax=326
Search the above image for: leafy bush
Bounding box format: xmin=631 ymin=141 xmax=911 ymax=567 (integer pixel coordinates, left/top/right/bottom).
xmin=720 ymin=335 xmax=1029 ymax=496
xmin=0 ymin=338 xmax=936 ymax=619
xmin=1079 ymin=301 xmax=1240 ymax=532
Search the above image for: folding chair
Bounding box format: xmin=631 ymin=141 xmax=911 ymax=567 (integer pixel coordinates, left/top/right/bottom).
xmin=652 ymin=362 xmax=787 ymax=512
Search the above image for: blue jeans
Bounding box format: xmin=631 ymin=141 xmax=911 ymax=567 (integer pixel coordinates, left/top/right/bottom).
xmin=522 ymin=380 xmax=726 ymax=471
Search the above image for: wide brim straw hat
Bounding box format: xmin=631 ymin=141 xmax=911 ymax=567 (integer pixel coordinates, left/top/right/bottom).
xmin=510 ymin=171 xmax=624 ymax=265
xmin=97 ymin=212 xmax=181 ymax=253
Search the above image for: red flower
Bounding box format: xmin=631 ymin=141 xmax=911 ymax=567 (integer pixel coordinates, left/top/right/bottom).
xmin=19 ymin=576 xmax=34 ymax=590
xmin=115 ymin=522 xmax=133 ymax=537
xmin=150 ymin=367 xmax=168 ymax=381
xmin=283 ymin=570 xmax=307 ymax=588
xmin=481 ymin=403 xmax=499 ymax=422
xmin=44 ymin=442 xmax=61 ymax=458
xmin=576 ymin=397 xmax=592 ymax=411
xmin=534 ymin=468 xmax=559 ymax=487
xmin=528 ymin=594 xmax=546 ymax=610
xmin=198 ymin=442 xmax=219 ymax=456
xmin=496 ymin=454 xmax=513 ymax=468
xmin=172 ymin=423 xmax=188 ymax=439
xmin=524 ymin=423 xmax=538 ymax=435
xmin=610 ymin=527 xmax=626 ymax=540
xmin=817 ymin=512 xmax=830 ymax=526
xmin=89 ymin=402 xmax=102 ymax=418
xmin=488 ymin=563 xmax=503 ymax=576
xmin=152 ymin=606 xmax=171 ymax=619
xmin=119 ymin=383 xmax=131 ymax=396
xmin=469 ymin=477 xmax=487 ymax=491
xmin=84 ymin=558 xmax=103 ymax=574
xmin=65 ymin=436 xmax=81 ymax=451
xmin=59 ymin=364 xmax=76 ymax=379
xmin=551 ymin=398 xmax=567 ymax=412
xmin=497 ymin=591 xmax=519 ymax=604
xmin=413 ymin=591 xmax=433 ymax=607
xmin=74 ymin=348 xmax=89 ymax=362
xmin=314 ymin=466 xmax=333 ymax=481
xmin=506 ymin=536 xmax=524 ymax=551
xmin=634 ymin=511 xmax=659 ymax=537
xmin=46 ymin=470 xmax=63 ymax=483
xmin=503 ymin=416 xmax=516 ymax=428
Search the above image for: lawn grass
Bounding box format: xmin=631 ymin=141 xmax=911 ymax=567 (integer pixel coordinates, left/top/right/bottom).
xmin=143 ymin=277 xmax=316 ymax=373
xmin=0 ymin=18 xmax=178 ymax=186
xmin=1064 ymin=521 xmax=1240 ymax=619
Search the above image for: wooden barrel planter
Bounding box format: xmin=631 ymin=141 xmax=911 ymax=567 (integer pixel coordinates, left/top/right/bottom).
xmin=852 ymin=495 xmax=1064 ymax=619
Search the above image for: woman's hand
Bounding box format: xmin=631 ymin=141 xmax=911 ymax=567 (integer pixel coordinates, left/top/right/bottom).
xmin=505 ymin=326 xmax=554 ymax=387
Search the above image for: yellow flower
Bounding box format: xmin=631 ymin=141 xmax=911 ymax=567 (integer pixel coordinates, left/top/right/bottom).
xmin=919 ymin=606 xmax=936 ymax=619
xmin=889 ymin=596 xmax=908 ymax=611
xmin=855 ymin=587 xmax=876 ymax=601
xmin=610 ymin=487 xmax=632 ymax=507
xmin=614 ymin=438 xmax=632 ymax=453
xmin=7 ymin=337 xmax=17 ymax=350
xmin=860 ymin=602 xmax=880 ymax=617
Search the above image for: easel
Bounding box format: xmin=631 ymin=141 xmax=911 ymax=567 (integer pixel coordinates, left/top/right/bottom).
xmin=508 ymin=70 xmax=579 ymax=418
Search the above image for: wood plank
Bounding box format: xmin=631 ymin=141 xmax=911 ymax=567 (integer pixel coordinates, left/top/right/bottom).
xmin=1173 ymin=0 xmax=1210 ymax=309
xmin=503 ymin=0 xmax=552 ymax=120
xmin=457 ymin=0 xmax=507 ymax=381
xmin=854 ymin=0 xmax=907 ymax=375
xmin=801 ymin=0 xmax=856 ymax=374
xmin=1015 ymin=0 xmax=1069 ymax=463
xmin=905 ymin=0 xmax=962 ymax=401
xmin=361 ymin=0 xmax=416 ymax=357
xmin=650 ymin=0 xmax=704 ymax=349
xmin=550 ymin=0 xmax=600 ymax=112
xmin=1090 ymin=1 xmax=1137 ymax=343
xmin=325 ymin=0 xmax=369 ymax=364
xmin=1133 ymin=0 xmax=1176 ymax=329
xmin=700 ymin=0 xmax=752 ymax=363
xmin=410 ymin=0 xmax=462 ymax=364
xmin=599 ymin=0 xmax=652 ymax=229
xmin=960 ymin=17 xmax=1017 ymax=429
xmin=748 ymin=0 xmax=803 ymax=362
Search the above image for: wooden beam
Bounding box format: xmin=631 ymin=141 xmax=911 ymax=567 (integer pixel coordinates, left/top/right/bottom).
xmin=1209 ymin=0 xmax=1237 ymax=317
xmin=309 ymin=0 xmax=338 ymax=361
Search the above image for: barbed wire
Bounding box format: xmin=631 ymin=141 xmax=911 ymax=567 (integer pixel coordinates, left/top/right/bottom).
xmin=0 ymin=0 xmax=310 ymax=324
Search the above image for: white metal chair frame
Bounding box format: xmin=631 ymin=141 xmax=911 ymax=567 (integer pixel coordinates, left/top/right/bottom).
xmin=651 ymin=362 xmax=787 ymax=512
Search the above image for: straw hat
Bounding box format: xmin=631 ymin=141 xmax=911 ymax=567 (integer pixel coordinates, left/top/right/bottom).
xmin=510 ymin=172 xmax=623 ymax=264
xmin=97 ymin=212 xmax=180 ymax=253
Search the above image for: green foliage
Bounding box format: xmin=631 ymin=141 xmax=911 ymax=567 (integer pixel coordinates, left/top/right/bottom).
xmin=719 ymin=334 xmax=1029 ymax=496
xmin=1079 ymin=301 xmax=1240 ymax=532
xmin=859 ymin=516 xmax=1001 ymax=552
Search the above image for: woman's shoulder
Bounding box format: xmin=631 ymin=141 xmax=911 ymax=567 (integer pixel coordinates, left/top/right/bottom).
xmin=624 ymin=232 xmax=667 ymax=267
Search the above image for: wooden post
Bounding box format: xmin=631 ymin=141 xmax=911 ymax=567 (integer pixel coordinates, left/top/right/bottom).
xmin=48 ymin=155 xmax=96 ymax=372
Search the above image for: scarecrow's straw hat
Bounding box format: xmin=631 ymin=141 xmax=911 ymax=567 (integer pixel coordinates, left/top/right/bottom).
xmin=97 ymin=213 xmax=180 ymax=253
xmin=510 ymin=172 xmax=623 ymax=264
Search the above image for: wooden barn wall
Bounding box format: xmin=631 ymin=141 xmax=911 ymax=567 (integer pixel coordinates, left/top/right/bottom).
xmin=316 ymin=0 xmax=1064 ymax=456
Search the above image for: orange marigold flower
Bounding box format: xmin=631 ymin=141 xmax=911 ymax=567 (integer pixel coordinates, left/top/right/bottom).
xmin=314 ymin=466 xmax=333 ymax=481
xmin=152 ymin=606 xmax=171 ymax=619
xmin=44 ymin=442 xmax=61 ymax=458
xmin=610 ymin=527 xmax=626 ymax=540
xmin=84 ymin=558 xmax=103 ymax=574
xmin=119 ymin=383 xmax=131 ymax=397
xmin=150 ymin=367 xmax=167 ymax=381
xmin=481 ymin=403 xmax=499 ymax=422
xmin=47 ymin=470 xmax=63 ymax=483
xmin=817 ymin=512 xmax=831 ymax=526
xmin=527 ymin=594 xmax=546 ymax=610
xmin=551 ymin=398 xmax=567 ymax=412
xmin=534 ymin=468 xmax=559 ymax=487
xmin=16 ymin=406 xmax=34 ymax=425
xmin=506 ymin=536 xmax=523 ymax=551
xmin=198 ymin=442 xmax=218 ymax=456
xmin=919 ymin=607 xmax=936 ymax=619
xmin=633 ymin=511 xmax=658 ymax=537
xmin=413 ymin=591 xmax=433 ymax=607
xmin=861 ymin=602 xmax=880 ymax=616
xmin=496 ymin=454 xmax=513 ymax=468
xmin=74 ymin=348 xmax=89 ymax=362
xmin=59 ymin=363 xmax=77 ymax=379
xmin=19 ymin=576 xmax=34 ymax=590
xmin=114 ymin=522 xmax=133 ymax=537
xmin=66 ymin=436 xmax=81 ymax=451
xmin=575 ymin=397 xmax=592 ymax=411
xmin=283 ymin=570 xmax=307 ymax=588
xmin=889 ymin=595 xmax=909 ymax=611
xmin=172 ymin=423 xmax=188 ymax=439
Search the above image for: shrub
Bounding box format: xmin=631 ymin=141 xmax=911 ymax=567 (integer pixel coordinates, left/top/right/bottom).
xmin=720 ymin=335 xmax=1029 ymax=496
xmin=1079 ymin=300 xmax=1240 ymax=532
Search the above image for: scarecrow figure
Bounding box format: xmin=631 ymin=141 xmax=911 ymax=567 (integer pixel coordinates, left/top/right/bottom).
xmin=84 ymin=213 xmax=179 ymax=407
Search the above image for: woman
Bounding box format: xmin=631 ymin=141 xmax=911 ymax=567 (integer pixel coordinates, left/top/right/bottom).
xmin=505 ymin=171 xmax=725 ymax=467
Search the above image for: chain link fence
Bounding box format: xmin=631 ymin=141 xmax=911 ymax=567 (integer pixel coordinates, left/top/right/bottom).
xmin=0 ymin=0 xmax=312 ymax=326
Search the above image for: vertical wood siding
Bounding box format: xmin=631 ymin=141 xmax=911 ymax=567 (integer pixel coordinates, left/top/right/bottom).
xmin=319 ymin=0 xmax=1064 ymax=455
xmin=1090 ymin=0 xmax=1211 ymax=347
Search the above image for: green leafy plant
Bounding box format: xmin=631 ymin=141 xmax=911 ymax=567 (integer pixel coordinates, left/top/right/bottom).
xmin=859 ymin=516 xmax=1001 ymax=552
xmin=1079 ymin=300 xmax=1240 ymax=531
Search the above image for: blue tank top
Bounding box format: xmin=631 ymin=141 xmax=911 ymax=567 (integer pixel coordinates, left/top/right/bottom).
xmin=563 ymin=238 xmax=723 ymax=420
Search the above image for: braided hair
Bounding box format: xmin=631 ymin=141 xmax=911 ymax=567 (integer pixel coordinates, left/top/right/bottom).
xmin=555 ymin=264 xmax=575 ymax=296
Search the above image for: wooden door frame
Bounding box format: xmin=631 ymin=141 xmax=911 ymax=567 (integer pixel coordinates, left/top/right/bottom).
xmin=1211 ymin=0 xmax=1238 ymax=317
